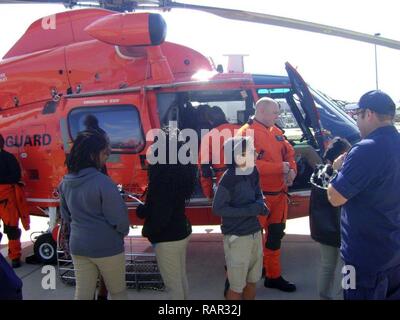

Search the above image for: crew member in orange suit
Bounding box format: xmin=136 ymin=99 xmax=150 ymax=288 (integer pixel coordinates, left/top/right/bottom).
xmin=238 ymin=97 xmax=297 ymax=292
xmin=199 ymin=107 xmax=240 ymax=199
xmin=0 ymin=134 xmax=30 ymax=268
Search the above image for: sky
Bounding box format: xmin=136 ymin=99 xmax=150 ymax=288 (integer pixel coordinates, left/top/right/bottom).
xmin=0 ymin=0 xmax=399 ymax=103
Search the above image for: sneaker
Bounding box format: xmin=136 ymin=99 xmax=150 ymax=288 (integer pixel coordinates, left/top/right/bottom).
xmin=264 ymin=276 xmax=297 ymax=292
xmin=12 ymin=259 xmax=21 ymax=268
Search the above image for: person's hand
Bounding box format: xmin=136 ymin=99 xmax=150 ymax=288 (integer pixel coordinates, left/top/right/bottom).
xmin=21 ymin=217 xmax=30 ymax=231
xmin=282 ymin=162 xmax=290 ymax=174
xmin=286 ymin=169 xmax=297 ymax=187
xmin=332 ymin=153 xmax=347 ymax=171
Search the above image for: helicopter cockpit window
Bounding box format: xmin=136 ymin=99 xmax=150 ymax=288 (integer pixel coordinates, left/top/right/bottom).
xmin=68 ymin=105 xmax=145 ymax=153
xmin=188 ymin=90 xmax=251 ymax=125
xmin=309 ymin=87 xmax=360 ymax=144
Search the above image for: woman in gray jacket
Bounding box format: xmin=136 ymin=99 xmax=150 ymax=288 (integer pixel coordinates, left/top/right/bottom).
xmin=59 ymin=131 xmax=130 ymax=300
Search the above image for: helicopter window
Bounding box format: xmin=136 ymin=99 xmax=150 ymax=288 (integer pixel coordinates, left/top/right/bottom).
xmin=156 ymin=93 xmax=179 ymax=128
xmin=157 ymin=89 xmax=253 ymax=130
xmin=257 ymin=88 xmax=291 ymax=99
xmin=309 ymin=88 xmax=360 ymax=144
xmin=68 ymin=105 xmax=145 ymax=153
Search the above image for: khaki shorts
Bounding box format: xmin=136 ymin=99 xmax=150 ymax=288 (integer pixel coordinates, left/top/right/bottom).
xmin=223 ymin=231 xmax=263 ymax=293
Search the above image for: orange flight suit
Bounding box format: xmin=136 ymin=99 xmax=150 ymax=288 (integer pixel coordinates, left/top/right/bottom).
xmin=0 ymin=184 xmax=30 ymax=260
xmin=239 ymin=118 xmax=296 ymax=279
xmin=199 ymin=123 xmax=240 ymax=198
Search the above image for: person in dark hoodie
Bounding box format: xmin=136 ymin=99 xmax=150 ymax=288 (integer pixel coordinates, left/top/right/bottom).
xmin=309 ymin=137 xmax=351 ymax=300
xmin=136 ymin=127 xmax=197 ymax=300
xmin=59 ymin=130 xmax=130 ymax=300
xmin=212 ymin=136 xmax=269 ymax=300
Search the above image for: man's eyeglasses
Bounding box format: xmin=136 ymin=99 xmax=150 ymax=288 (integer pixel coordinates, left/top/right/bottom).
xmin=351 ymin=109 xmax=366 ymax=121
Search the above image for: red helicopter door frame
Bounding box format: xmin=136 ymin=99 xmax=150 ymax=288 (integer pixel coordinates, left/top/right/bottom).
xmin=61 ymin=90 xmax=152 ymax=221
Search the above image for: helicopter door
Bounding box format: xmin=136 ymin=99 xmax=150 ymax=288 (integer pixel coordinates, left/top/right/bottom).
xmin=285 ymin=62 xmax=326 ymax=155
xmin=283 ymin=63 xmax=328 ymax=219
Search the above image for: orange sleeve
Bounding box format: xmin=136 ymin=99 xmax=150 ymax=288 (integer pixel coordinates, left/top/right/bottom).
xmin=15 ymin=185 xmax=30 ymax=230
xmin=200 ymin=174 xmax=213 ymax=199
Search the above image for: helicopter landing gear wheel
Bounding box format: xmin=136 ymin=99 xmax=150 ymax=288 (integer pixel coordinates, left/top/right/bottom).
xmin=33 ymin=233 xmax=57 ymax=264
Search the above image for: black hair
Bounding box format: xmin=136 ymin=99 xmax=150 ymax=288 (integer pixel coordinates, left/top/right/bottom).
xmin=323 ymin=137 xmax=351 ymax=163
xmin=0 ymin=134 xmax=4 ymax=149
xmin=66 ymin=130 xmax=108 ymax=174
xmin=209 ymin=106 xmax=227 ymax=127
xmin=84 ymin=114 xmax=99 ymax=128
xmin=147 ymin=127 xmax=197 ymax=201
xmin=84 ymin=114 xmax=107 ymax=136
xmin=197 ymin=104 xmax=212 ymax=122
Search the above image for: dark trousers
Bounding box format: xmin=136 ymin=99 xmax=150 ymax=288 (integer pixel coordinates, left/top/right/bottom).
xmin=344 ymin=264 xmax=400 ymax=300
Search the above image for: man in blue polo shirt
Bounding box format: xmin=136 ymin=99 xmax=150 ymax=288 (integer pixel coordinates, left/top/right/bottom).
xmin=327 ymin=90 xmax=400 ymax=300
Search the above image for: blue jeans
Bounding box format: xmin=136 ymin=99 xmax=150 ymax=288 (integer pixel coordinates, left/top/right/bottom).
xmin=344 ymin=264 xmax=400 ymax=300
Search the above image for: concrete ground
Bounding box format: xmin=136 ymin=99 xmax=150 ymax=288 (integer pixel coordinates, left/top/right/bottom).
xmin=1 ymin=216 xmax=323 ymax=300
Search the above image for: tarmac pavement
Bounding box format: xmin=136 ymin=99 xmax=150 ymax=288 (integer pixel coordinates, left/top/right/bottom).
xmin=1 ymin=216 xmax=324 ymax=300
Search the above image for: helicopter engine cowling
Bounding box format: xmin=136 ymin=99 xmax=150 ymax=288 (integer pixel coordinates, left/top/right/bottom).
xmin=85 ymin=12 xmax=166 ymax=47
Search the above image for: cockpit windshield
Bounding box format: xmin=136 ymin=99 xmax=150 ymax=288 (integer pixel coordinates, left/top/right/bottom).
xmin=309 ymin=87 xmax=361 ymax=144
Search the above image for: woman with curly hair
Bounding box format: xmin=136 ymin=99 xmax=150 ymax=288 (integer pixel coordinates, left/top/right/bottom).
xmin=59 ymin=130 xmax=130 ymax=300
xmin=136 ymin=128 xmax=197 ymax=300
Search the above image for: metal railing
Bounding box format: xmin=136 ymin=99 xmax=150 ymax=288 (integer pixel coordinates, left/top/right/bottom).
xmin=57 ymin=231 xmax=164 ymax=291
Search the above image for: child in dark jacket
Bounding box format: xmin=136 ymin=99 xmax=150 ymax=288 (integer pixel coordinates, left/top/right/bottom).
xmin=136 ymin=128 xmax=197 ymax=300
xmin=309 ymin=137 xmax=351 ymax=300
xmin=213 ymin=136 xmax=269 ymax=300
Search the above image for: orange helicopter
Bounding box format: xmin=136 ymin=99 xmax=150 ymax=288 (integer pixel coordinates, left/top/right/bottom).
xmin=1 ymin=0 xmax=399 ymax=263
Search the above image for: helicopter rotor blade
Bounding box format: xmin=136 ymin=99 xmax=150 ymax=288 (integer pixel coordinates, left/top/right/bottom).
xmin=0 ymin=0 xmax=71 ymax=4
xmin=166 ymin=2 xmax=400 ymax=51
xmin=2 ymin=0 xmax=399 ymax=50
